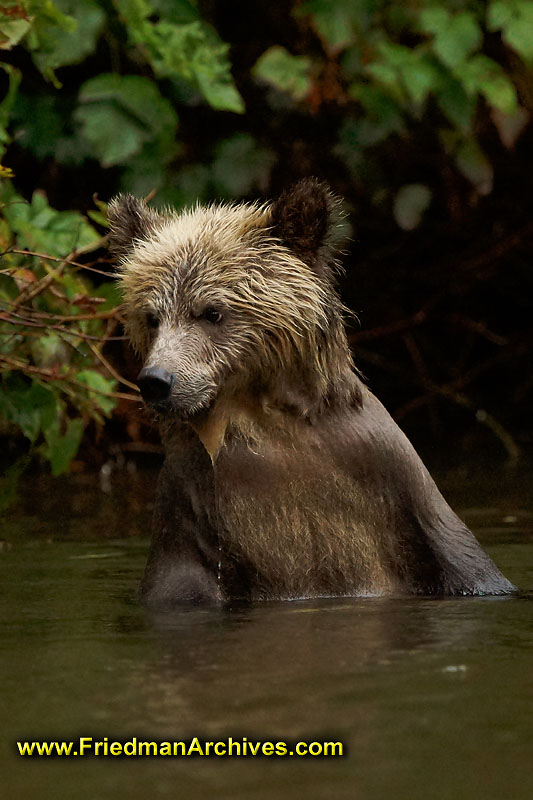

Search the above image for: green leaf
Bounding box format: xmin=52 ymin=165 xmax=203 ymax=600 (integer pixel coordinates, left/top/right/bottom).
xmin=461 ymin=54 xmax=517 ymax=115
xmin=76 ymin=370 xmax=116 ymax=416
xmin=117 ymin=0 xmax=199 ymax=26
xmin=86 ymin=209 xmax=108 ymax=227
xmin=504 ymin=18 xmax=533 ymax=60
xmin=79 ymin=105 xmax=144 ymax=166
xmin=119 ymin=150 xmax=168 ymax=198
xmin=366 ymin=61 xmax=402 ymax=96
xmin=350 ymin=83 xmax=404 ymax=136
xmin=0 ymin=272 xmax=19 ymax=302
xmin=150 ymin=0 xmax=199 ymax=24
xmin=116 ymin=3 xmax=244 ymax=113
xmin=456 ymin=140 xmax=494 ymax=195
xmin=310 ymin=8 xmax=354 ymax=51
xmin=93 ymin=282 xmax=123 ymax=311
xmin=195 ymin=66 xmax=245 ymax=114
xmin=298 ymin=0 xmax=353 ymax=51
xmin=374 ymin=40 xmax=413 ymax=69
xmin=0 ymin=378 xmax=57 ymax=444
xmin=57 ymin=268 xmax=88 ymax=301
xmin=211 ymin=133 xmax=275 ymax=197
xmin=487 ymin=1 xmax=515 ymax=31
xmin=488 ymin=1 xmax=533 ymax=60
xmin=1 ymin=186 xmax=99 ymax=256
xmin=365 ymin=42 xmax=441 ymax=107
xmin=0 ymin=454 xmax=31 ymax=511
xmin=10 ymin=94 xmax=59 ymax=158
xmin=152 ymin=162 xmax=212 ymax=207
xmin=75 ymin=74 xmax=179 ymax=167
xmin=436 ymin=74 xmax=476 ymax=132
xmin=421 ymin=10 xmax=482 ymax=70
xmin=253 ymin=46 xmax=313 ymax=100
xmin=30 ymin=331 xmax=69 ymax=368
xmin=18 ymin=0 xmax=78 ymax=84
xmin=419 ymin=7 xmax=449 ymax=36
xmin=41 ymin=416 xmax=84 ymax=476
xmin=335 ymin=118 xmax=381 ymax=179
xmin=0 ymin=0 xmax=77 ymax=58
xmin=491 ymin=105 xmax=530 ymax=149
xmin=297 ymin=0 xmax=377 ymax=51
xmin=0 ymin=63 xmax=21 ymax=152
xmin=393 ymin=184 xmax=432 ymax=230
xmin=154 ymin=21 xmax=245 ymax=113
xmin=115 ymin=0 xmax=153 ymax=27
xmin=31 ymin=0 xmax=105 ymax=76
xmin=28 ymin=0 xmax=77 ymax=33
xmin=0 ymin=17 xmax=32 ymax=50
xmin=401 ymin=57 xmax=441 ymax=105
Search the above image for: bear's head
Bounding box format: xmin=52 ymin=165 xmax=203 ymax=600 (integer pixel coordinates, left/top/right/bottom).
xmin=109 ymin=179 xmax=358 ymax=423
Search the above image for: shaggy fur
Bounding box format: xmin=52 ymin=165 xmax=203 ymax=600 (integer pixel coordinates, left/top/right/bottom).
xmin=109 ymin=179 xmax=514 ymax=607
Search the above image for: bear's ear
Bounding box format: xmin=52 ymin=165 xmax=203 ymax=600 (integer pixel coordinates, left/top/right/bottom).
xmin=107 ymin=194 xmax=163 ymax=256
xmin=269 ymin=178 xmax=337 ymax=259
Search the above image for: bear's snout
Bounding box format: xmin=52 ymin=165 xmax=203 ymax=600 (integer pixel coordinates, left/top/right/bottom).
xmin=137 ymin=366 xmax=175 ymax=405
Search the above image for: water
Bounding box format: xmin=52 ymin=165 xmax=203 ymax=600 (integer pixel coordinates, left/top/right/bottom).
xmin=2 ymin=466 xmax=533 ymax=800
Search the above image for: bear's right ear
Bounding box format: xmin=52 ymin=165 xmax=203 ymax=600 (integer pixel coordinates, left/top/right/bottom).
xmin=107 ymin=194 xmax=162 ymax=256
xmin=269 ymin=178 xmax=337 ymax=260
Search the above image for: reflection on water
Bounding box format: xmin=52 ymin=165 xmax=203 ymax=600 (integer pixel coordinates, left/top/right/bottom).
xmin=1 ymin=466 xmax=533 ymax=800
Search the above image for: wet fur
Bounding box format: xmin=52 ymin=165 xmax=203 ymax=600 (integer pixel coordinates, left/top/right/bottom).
xmin=109 ymin=179 xmax=515 ymax=607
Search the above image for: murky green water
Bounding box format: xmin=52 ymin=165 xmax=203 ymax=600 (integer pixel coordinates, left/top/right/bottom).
xmin=2 ymin=466 xmax=533 ymax=800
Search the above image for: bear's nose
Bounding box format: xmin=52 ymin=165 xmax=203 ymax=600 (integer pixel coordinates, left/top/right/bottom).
xmin=137 ymin=366 xmax=175 ymax=404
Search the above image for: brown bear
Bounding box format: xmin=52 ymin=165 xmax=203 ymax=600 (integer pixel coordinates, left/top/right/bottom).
xmin=108 ymin=179 xmax=514 ymax=607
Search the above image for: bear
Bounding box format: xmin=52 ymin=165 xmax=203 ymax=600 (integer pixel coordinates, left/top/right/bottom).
xmin=108 ymin=179 xmax=515 ymax=607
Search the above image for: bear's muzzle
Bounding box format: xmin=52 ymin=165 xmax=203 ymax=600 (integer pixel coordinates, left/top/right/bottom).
xmin=137 ymin=366 xmax=176 ymax=405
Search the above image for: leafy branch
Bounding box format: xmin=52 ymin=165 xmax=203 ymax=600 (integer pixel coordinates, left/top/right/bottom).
xmin=0 ymin=185 xmax=137 ymax=498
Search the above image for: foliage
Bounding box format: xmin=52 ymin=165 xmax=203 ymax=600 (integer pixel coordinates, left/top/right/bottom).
xmin=2 ymin=1 xmax=531 ymax=212
xmin=115 ymin=0 xmax=245 ymax=113
xmin=0 ymin=183 xmax=132 ymax=502
xmin=253 ymin=47 xmax=313 ymax=101
xmin=75 ymin=73 xmax=179 ymax=168
xmin=296 ymin=0 xmax=529 ymax=222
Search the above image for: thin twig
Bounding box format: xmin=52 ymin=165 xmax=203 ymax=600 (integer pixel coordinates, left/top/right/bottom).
xmin=402 ymin=332 xmax=441 ymax=438
xmin=0 ymin=354 xmax=137 ymax=401
xmin=4 ymin=246 xmax=114 ymax=277
xmin=88 ymin=342 xmax=139 ymax=393
xmin=0 ymin=311 xmax=126 ymax=341
xmin=1 ymin=293 xmax=126 ymax=323
xmin=350 ymin=309 xmax=428 ymax=343
xmin=446 ymin=313 xmax=508 ymax=346
xmin=355 ymin=345 xmax=519 ymax=463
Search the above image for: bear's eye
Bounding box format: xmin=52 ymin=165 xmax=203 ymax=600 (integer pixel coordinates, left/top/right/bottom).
xmin=199 ymin=307 xmax=223 ymax=325
xmin=145 ymin=311 xmax=159 ymax=330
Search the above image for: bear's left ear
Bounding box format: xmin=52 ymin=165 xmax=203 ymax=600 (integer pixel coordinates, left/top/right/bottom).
xmin=107 ymin=194 xmax=163 ymax=256
xmin=269 ymin=178 xmax=338 ymax=263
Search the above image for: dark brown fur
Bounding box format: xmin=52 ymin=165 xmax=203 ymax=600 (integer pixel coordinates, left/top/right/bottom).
xmin=109 ymin=180 xmax=515 ymax=607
